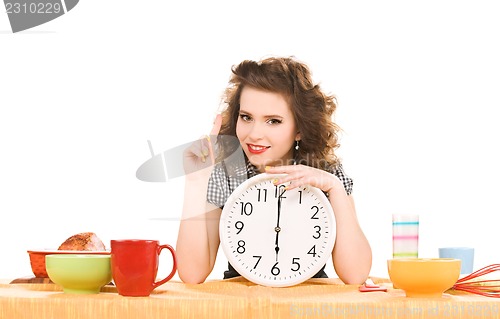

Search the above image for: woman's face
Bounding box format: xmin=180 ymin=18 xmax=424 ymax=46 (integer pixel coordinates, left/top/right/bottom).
xmin=236 ymin=86 xmax=300 ymax=172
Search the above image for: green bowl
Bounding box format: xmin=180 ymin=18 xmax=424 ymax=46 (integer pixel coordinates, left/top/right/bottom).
xmin=46 ymin=254 xmax=112 ymax=294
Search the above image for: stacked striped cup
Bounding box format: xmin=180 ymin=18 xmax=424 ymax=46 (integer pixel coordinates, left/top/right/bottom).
xmin=392 ymin=214 xmax=419 ymax=258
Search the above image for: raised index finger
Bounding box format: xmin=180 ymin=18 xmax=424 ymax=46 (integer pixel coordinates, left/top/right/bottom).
xmin=210 ymin=113 xmax=222 ymax=136
xmin=207 ymin=113 xmax=223 ymax=164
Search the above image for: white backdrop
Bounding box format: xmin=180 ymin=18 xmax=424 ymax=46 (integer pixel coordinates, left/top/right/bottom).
xmin=1 ymin=0 xmax=499 ymax=281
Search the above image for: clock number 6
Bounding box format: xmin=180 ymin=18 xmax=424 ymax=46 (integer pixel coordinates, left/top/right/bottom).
xmin=271 ymin=262 xmax=280 ymax=276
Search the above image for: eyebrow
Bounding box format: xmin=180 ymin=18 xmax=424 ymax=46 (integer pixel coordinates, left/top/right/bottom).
xmin=239 ymin=109 xmax=284 ymax=119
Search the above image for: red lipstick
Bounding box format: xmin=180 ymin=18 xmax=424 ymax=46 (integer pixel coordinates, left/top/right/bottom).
xmin=247 ymin=144 xmax=270 ymax=154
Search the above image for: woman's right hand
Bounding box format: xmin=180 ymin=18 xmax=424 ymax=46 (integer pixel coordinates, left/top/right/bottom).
xmin=183 ymin=114 xmax=222 ymax=180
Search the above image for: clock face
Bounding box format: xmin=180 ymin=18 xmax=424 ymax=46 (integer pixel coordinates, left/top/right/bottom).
xmin=219 ymin=173 xmax=335 ymax=287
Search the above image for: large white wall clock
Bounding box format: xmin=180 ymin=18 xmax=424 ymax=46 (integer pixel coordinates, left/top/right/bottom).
xmin=219 ymin=173 xmax=336 ymax=287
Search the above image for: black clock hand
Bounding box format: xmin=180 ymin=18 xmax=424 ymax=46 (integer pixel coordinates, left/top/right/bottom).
xmin=275 ymin=233 xmax=280 ymax=261
xmin=275 ymin=188 xmax=285 ymax=261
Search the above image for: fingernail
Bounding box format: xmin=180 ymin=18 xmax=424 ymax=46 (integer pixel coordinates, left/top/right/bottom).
xmin=265 ymin=166 xmax=271 ymax=171
xmin=272 ymin=179 xmax=279 ymax=185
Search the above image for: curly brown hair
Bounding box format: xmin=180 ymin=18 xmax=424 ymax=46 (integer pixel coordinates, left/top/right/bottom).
xmin=218 ymin=56 xmax=341 ymax=170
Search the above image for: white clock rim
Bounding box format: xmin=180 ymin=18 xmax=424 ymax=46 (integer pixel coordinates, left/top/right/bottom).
xmin=219 ymin=173 xmax=336 ymax=287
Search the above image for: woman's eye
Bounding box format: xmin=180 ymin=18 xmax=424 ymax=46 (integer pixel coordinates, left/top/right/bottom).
xmin=267 ymin=119 xmax=282 ymax=125
xmin=240 ymin=114 xmax=252 ymax=122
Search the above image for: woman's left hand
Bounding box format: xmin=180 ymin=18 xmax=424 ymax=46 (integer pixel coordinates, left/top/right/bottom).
xmin=265 ymin=164 xmax=342 ymax=194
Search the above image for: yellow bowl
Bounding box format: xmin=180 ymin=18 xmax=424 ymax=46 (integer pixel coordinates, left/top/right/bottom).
xmin=387 ymin=258 xmax=461 ymax=298
xmin=46 ymin=254 xmax=112 ymax=294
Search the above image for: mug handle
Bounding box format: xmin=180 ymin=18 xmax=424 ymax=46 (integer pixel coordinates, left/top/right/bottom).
xmin=153 ymin=244 xmax=177 ymax=288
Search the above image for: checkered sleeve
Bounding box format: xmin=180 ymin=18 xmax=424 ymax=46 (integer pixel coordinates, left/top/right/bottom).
xmin=332 ymin=163 xmax=354 ymax=195
xmin=206 ymin=164 xmax=231 ymax=208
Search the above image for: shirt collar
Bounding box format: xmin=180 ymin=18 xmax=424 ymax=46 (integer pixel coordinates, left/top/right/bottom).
xmin=246 ymin=161 xmax=258 ymax=178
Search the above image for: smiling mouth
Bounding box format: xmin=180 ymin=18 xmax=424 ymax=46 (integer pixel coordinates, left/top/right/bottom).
xmin=247 ymin=144 xmax=270 ymax=154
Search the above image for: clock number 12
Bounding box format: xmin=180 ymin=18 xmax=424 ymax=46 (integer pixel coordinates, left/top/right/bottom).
xmin=274 ymin=185 xmax=286 ymax=198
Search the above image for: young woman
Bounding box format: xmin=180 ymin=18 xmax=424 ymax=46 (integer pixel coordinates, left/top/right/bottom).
xmin=176 ymin=56 xmax=372 ymax=284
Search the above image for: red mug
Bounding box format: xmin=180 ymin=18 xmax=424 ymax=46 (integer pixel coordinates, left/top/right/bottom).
xmin=110 ymin=239 xmax=177 ymax=297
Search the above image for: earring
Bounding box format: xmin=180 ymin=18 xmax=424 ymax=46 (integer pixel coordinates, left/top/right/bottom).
xmin=295 ymin=140 xmax=300 ymax=150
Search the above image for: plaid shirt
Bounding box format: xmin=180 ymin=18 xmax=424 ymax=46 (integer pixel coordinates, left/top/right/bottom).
xmin=207 ymin=161 xmax=353 ymax=208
